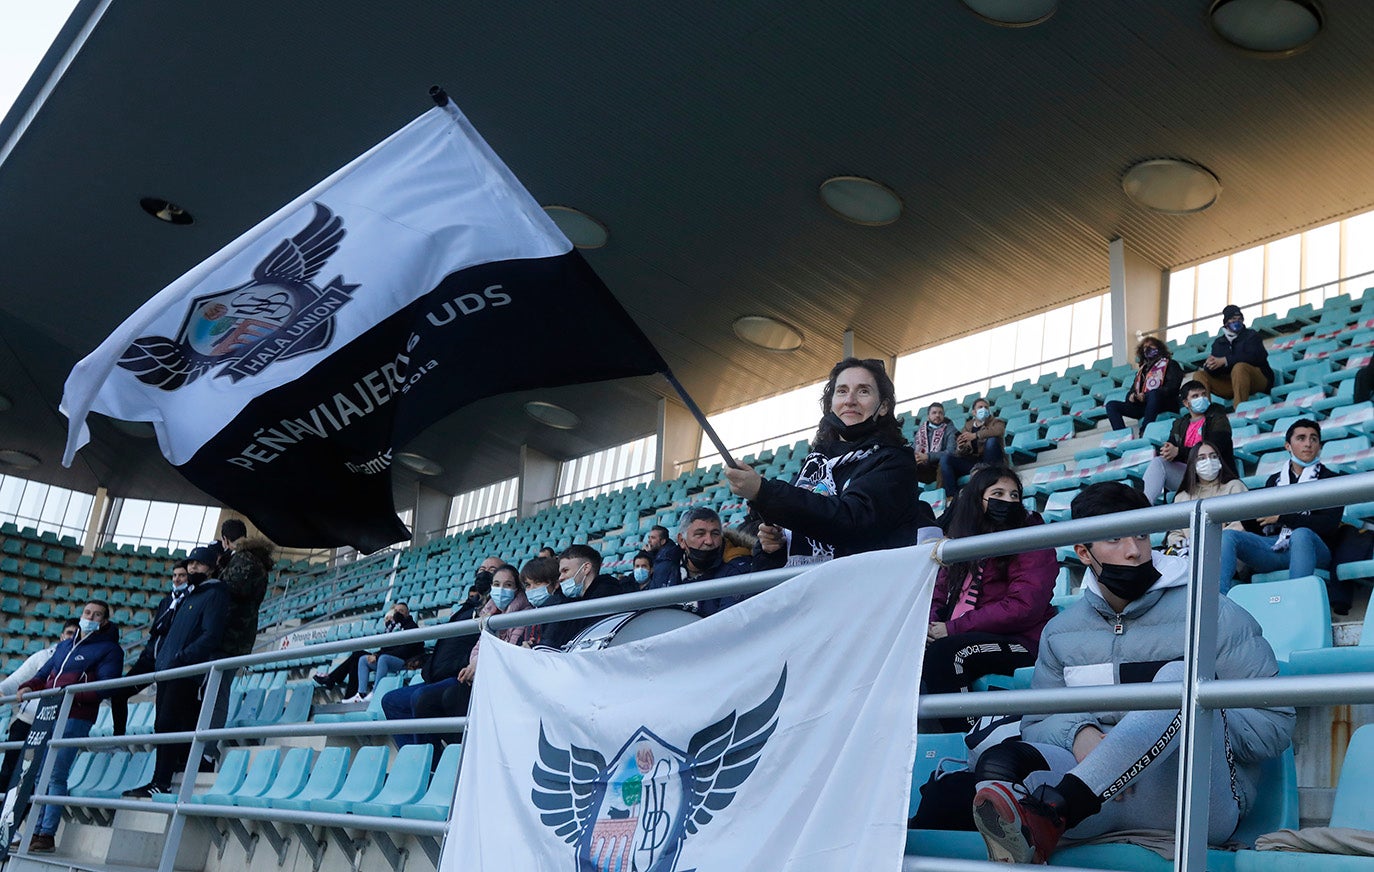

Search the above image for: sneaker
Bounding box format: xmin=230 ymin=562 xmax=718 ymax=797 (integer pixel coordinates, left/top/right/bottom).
xmin=972 ymin=781 xmax=1066 ymax=864
xmin=122 ymin=783 xmax=167 ymax=798
xmin=312 ymin=673 xmax=331 ymax=687
xmin=28 ymin=833 xmax=55 ymax=853
xmin=342 ymin=693 xmax=365 ymax=704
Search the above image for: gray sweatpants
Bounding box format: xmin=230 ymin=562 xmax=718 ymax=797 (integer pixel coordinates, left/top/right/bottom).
xmin=1024 ymin=662 xmax=1242 ymax=843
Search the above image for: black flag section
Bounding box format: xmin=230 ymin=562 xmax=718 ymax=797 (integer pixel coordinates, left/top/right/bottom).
xmin=177 ymin=251 xmax=668 ymax=551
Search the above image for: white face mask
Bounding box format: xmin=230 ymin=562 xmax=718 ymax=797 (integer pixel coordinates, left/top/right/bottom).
xmin=1195 ymin=457 xmax=1223 ymax=481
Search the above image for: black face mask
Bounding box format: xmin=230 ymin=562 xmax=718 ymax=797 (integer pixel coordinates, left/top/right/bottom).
xmin=984 ymin=498 xmax=1026 ymax=527
xmin=1091 ymin=552 xmax=1161 ymax=602
xmin=821 ymin=410 xmax=882 ymax=442
xmin=686 ymin=545 xmax=724 ymax=572
xmin=473 ymin=570 xmax=494 ymax=595
xmin=187 ymin=571 xmax=208 ymax=586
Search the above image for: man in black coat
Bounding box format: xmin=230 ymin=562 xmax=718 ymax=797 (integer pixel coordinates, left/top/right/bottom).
xmin=1196 ymin=304 xmax=1273 ymax=403
xmin=538 ymin=545 xmax=627 ymax=650
xmin=111 ymin=560 xmax=190 ymax=736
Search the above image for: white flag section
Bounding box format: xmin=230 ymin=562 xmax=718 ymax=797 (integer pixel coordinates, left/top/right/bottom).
xmin=445 ymin=545 xmax=938 ymax=872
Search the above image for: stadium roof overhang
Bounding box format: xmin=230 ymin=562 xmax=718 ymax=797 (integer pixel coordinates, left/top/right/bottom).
xmin=3 ymin=0 xmax=1374 ymax=508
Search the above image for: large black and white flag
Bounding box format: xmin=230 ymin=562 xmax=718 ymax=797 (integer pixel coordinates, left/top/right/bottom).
xmin=62 ymin=101 xmax=667 ymax=551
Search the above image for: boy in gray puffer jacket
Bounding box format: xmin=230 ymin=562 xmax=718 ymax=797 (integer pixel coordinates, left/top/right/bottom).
xmin=972 ymin=482 xmax=1295 ymax=865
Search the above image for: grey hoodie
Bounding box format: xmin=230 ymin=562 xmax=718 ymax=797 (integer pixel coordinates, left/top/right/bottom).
xmin=1021 ymin=552 xmax=1295 ymax=816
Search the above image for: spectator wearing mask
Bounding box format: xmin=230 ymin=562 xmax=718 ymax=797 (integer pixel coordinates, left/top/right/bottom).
xmin=1219 ymin=419 xmax=1341 ymax=593
xmin=451 ymin=564 xmax=532 ymax=693
xmin=726 ymin=358 xmax=925 ymax=568
xmin=0 ymin=620 xmax=78 ymax=791
xmin=940 ymin=399 xmax=1007 ymax=497
xmin=380 ymin=578 xmax=496 ymax=748
xmin=970 ymin=483 xmax=1293 ymax=864
xmin=538 ymin=546 xmax=626 ymax=650
xmin=925 ymin=467 xmax=1057 ymax=718
xmin=648 ymin=507 xmax=753 ymax=616
xmin=1195 ymin=305 xmax=1273 ymax=403
xmin=16 ymin=601 xmax=122 ymax=853
xmin=345 ymin=602 xmax=421 ymax=703
xmin=1105 ymin=337 xmax=1182 ymax=434
xmin=1141 ymin=381 xmax=1235 ymax=505
xmin=629 ymin=552 xmax=654 ymax=589
xmin=913 ymin=402 xmax=959 ymax=485
xmin=124 ymin=559 xmax=229 ymax=798
xmin=111 ymin=561 xmax=190 ymax=736
xmin=519 ymin=556 xmax=562 ymax=646
xmin=1164 ymin=442 xmax=1248 ymax=555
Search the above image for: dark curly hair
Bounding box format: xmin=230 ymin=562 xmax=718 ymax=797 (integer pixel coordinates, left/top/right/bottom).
xmin=813 ymin=358 xmax=904 ymax=445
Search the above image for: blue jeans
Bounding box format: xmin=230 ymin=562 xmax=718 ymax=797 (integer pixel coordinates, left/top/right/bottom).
xmin=1220 ymin=528 xmax=1331 ymax=593
xmin=381 ymin=678 xmax=458 ymax=748
xmin=1106 ymin=388 xmax=1171 ymax=433
xmin=36 ymin=717 xmax=93 ymax=836
xmin=939 ymin=439 xmax=1005 ymax=493
xmin=358 ymin=653 xmax=404 ymax=695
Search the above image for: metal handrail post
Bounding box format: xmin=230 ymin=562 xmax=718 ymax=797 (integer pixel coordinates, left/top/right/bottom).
xmin=157 ymin=664 xmax=225 ymax=872
xmin=20 ymin=688 xmax=74 ymax=851
xmin=1175 ymin=501 xmax=1224 ymax=869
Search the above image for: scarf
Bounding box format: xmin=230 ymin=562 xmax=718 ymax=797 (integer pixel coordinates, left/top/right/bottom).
xmin=782 ymin=444 xmax=880 ymax=566
xmin=949 ymin=561 xmax=985 ymax=622
xmin=1271 ymin=461 xmax=1322 ymax=552
xmin=915 ymin=420 xmax=951 ymax=454
xmin=1133 ymin=357 xmax=1169 ymax=395
xmin=1222 ymin=327 xmax=1239 ymax=342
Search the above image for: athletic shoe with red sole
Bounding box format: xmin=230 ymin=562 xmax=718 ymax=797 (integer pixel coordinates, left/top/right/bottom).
xmin=972 ymin=781 xmax=1066 ymax=864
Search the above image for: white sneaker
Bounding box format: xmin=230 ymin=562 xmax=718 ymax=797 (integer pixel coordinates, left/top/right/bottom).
xmin=342 ymin=693 xmax=364 ymax=703
xmin=359 ymin=693 xmax=372 ymax=702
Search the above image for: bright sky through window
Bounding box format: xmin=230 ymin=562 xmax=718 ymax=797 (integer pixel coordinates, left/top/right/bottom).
xmin=0 ymin=0 xmax=81 ymax=122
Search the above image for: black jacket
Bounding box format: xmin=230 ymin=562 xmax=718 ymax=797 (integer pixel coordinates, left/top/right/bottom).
xmin=422 ymin=602 xmax=479 ymax=683
xmin=1263 ymin=464 xmax=1343 ymax=544
xmin=1165 ymin=408 xmax=1235 ymax=468
xmin=379 ymin=614 xmax=423 ymax=661
xmin=751 ymin=434 xmax=922 ymax=569
xmin=1210 ymin=327 xmax=1274 ymax=386
xmin=1131 ymin=358 xmax=1184 ymax=401
xmin=156 ymin=580 xmax=229 ymax=672
xmin=131 ymin=590 xmax=182 ymax=673
xmin=538 ymin=574 xmax=626 ymax=650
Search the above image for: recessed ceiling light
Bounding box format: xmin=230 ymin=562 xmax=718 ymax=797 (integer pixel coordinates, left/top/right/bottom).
xmin=1209 ymin=0 xmax=1322 ymax=56
xmin=139 ymin=197 xmax=194 ymax=225
xmin=524 ymin=401 xmax=581 ymax=430
xmin=395 ymin=452 xmax=443 ymax=476
xmin=543 ymin=205 xmax=609 ymax=249
xmin=959 ymin=0 xmax=1057 ymax=27
xmin=0 ymin=449 xmax=39 ymax=470
xmin=0 ymin=393 xmax=10 ymax=412
xmin=819 ymin=176 xmax=903 ymax=226
xmin=1122 ymin=159 xmax=1221 ymax=214
xmin=733 ymin=315 xmax=805 ymax=351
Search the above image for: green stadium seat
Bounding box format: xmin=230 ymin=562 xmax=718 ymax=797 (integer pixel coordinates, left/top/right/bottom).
xmin=196 ymin=747 xmax=280 ymax=805
xmin=186 ymin=748 xmax=251 ymax=804
xmin=67 ymin=752 xmax=112 ymax=797
xmin=1227 ymin=576 xmax=1332 ymax=663
xmin=235 ymin=747 xmax=315 ymax=807
xmin=352 ymin=743 xmax=434 ymax=816
xmin=1 ymin=541 xmax=20 ymax=556
xmin=400 ymin=744 xmax=464 ymax=820
xmin=309 ymin=744 xmax=389 ymax=814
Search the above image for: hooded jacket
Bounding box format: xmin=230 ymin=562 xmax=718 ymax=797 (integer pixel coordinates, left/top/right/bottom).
xmin=929 ymin=514 xmax=1059 ymax=650
xmin=1021 ymin=552 xmax=1294 ymax=819
xmin=1210 ymin=326 xmax=1274 ymax=385
xmin=156 ymin=579 xmax=229 ymax=672
xmin=20 ymin=622 xmax=123 ymax=723
xmin=218 ymin=536 xmax=274 ymax=656
xmin=752 ymin=432 xmax=922 ymax=569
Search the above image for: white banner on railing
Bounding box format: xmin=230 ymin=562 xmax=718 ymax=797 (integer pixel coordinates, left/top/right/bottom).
xmin=444 ymin=545 xmax=937 ymax=872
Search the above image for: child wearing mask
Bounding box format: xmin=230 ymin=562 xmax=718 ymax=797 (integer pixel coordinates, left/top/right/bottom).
xmin=1163 ymin=442 xmax=1248 ymax=555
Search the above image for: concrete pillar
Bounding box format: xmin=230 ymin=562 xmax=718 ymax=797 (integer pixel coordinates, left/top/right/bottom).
xmin=412 ymin=483 xmax=452 ymax=542
xmin=656 ymin=397 xmax=703 ymax=481
xmin=518 ymin=445 xmax=559 ymax=518
xmin=81 ymin=486 xmax=109 ymax=556
xmin=1109 ymin=238 xmax=1169 ymax=365
xmin=843 ymin=329 xmax=896 ymax=375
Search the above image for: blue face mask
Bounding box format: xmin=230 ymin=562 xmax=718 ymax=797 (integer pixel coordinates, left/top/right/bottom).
xmin=171 ymin=582 xmax=188 ymax=594
xmin=78 ymin=618 xmax=100 ymax=635
xmin=1188 ymin=396 xmax=1210 ymax=414
xmin=975 ymin=407 xmax=989 ymax=421
xmin=1290 ymin=452 xmax=1320 ymax=469
xmin=1225 ymin=320 xmax=1243 ymax=333
xmin=525 ymin=586 xmax=550 ymax=607
xmin=632 ymin=567 xmax=650 ymax=583
xmin=489 ymin=587 xmax=515 ymax=610
xmin=561 ymin=576 xmax=584 ymax=598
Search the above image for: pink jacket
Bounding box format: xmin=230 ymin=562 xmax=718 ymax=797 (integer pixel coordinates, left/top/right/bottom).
xmin=469 ymin=589 xmax=533 ymax=667
xmin=929 ymin=516 xmax=1059 ymax=650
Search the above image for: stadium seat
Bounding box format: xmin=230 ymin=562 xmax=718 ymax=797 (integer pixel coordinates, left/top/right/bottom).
xmin=1227 ymin=577 xmax=1332 ymax=662
xmin=67 ymin=752 xmax=111 ymax=797
xmin=400 ymin=744 xmax=464 ymax=821
xmin=235 ymin=747 xmax=315 ymax=807
xmin=309 ymin=745 xmax=390 ymax=814
xmin=195 ymin=747 xmax=280 ymax=805
xmin=352 ymin=743 xmax=434 ymax=816
xmin=80 ymin=751 xmax=133 ymax=798
xmin=1287 ymin=607 xmax=1374 ymax=675
xmin=315 ymin=675 xmax=403 ymax=723
xmin=269 ymin=746 xmax=351 ymax=811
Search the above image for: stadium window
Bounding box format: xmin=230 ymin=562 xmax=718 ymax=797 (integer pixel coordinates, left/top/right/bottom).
xmin=556 ymin=435 xmax=656 ymax=505
xmin=446 ymin=476 xmax=518 ymax=534
xmin=696 ymin=380 xmax=825 ymax=470
xmin=1302 ymin=223 xmax=1340 ymax=303
xmin=0 ymin=474 xmax=94 ymax=541
xmin=106 ymin=497 xmax=218 ymax=552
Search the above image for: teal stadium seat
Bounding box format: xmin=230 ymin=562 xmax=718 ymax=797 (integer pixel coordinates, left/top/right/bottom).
xmin=400 ymin=744 xmax=464 ymax=821
xmin=195 ymin=747 xmax=279 ymax=805
xmin=309 ymin=745 xmax=389 ymax=814
xmin=1287 ymin=607 xmax=1374 ymax=675
xmin=236 ymin=747 xmax=315 ymax=807
xmin=269 ymin=746 xmax=351 ymax=811
xmin=352 ymin=743 xmax=434 ymax=816
xmin=1227 ymin=577 xmax=1332 ymax=663
xmin=67 ymin=752 xmax=111 ymax=797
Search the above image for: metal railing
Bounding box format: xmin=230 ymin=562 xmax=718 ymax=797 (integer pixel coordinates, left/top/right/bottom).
xmin=8 ymin=470 xmax=1374 ymax=872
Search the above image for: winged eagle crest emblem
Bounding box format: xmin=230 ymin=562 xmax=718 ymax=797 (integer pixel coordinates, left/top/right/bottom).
xmin=531 ymin=666 xmax=786 ymax=872
xmin=117 ymin=203 xmax=358 ymax=390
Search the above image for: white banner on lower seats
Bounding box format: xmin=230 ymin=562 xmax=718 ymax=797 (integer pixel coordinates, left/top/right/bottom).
xmin=443 ymin=544 xmax=938 ymax=872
